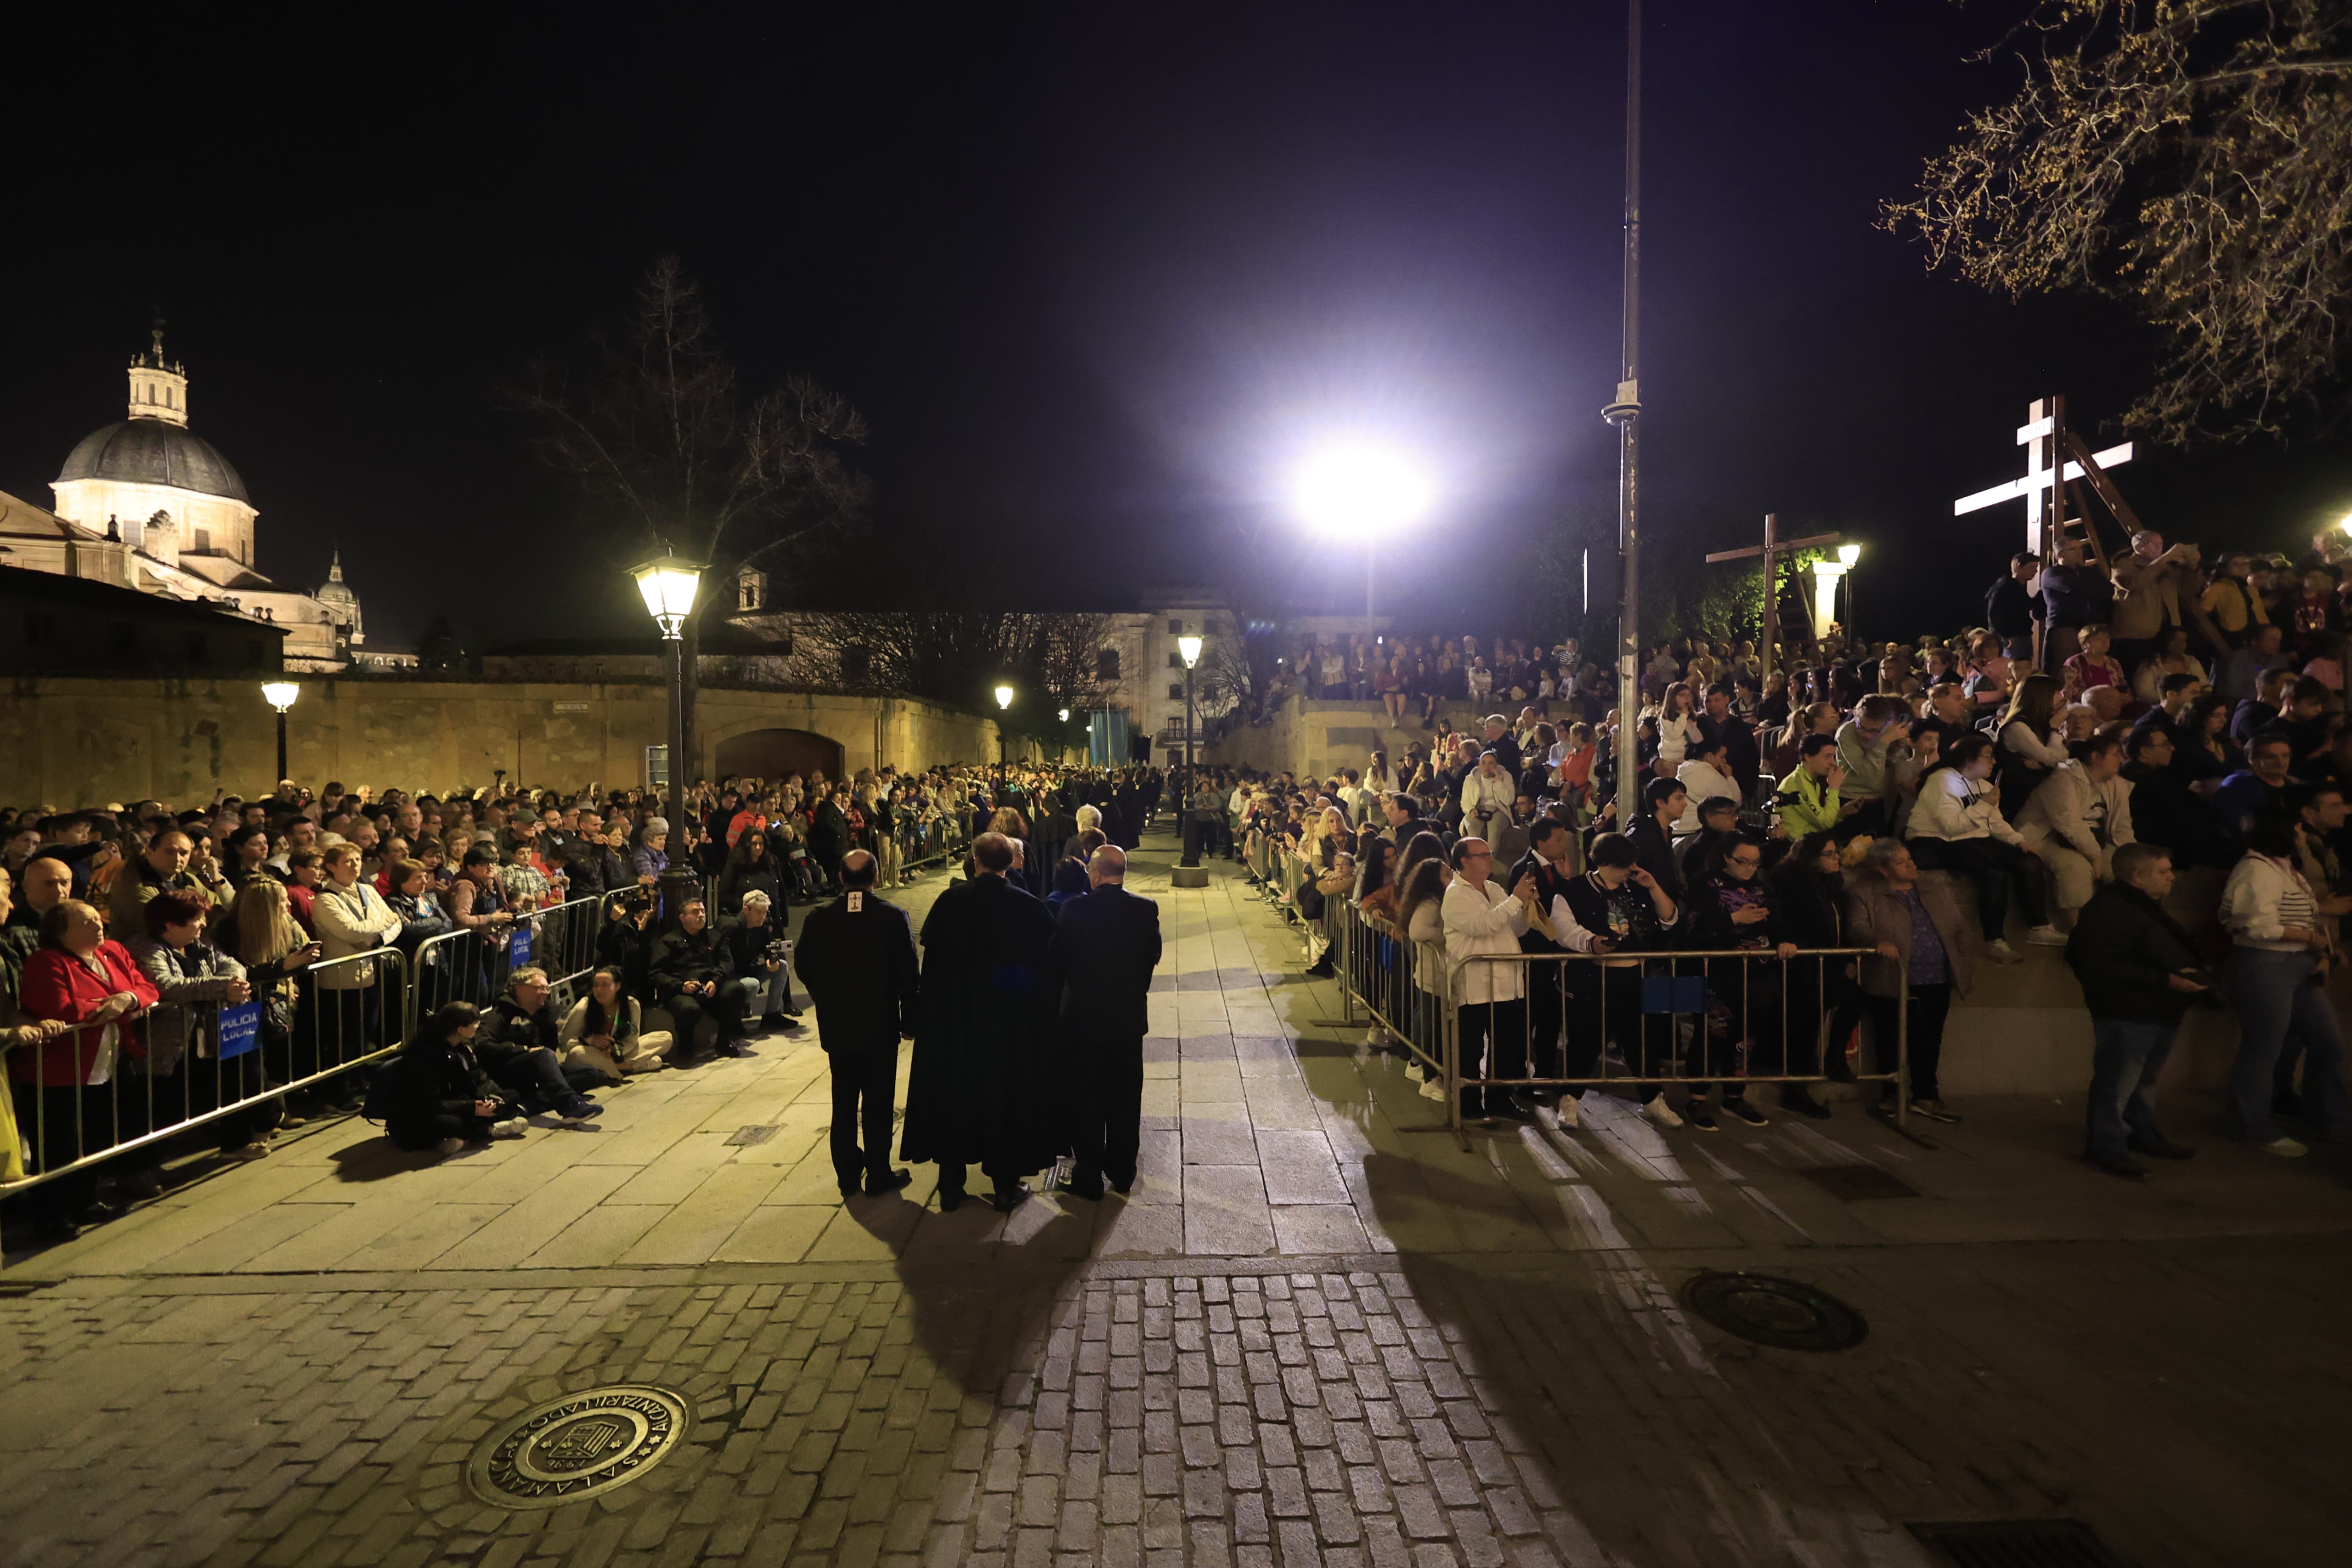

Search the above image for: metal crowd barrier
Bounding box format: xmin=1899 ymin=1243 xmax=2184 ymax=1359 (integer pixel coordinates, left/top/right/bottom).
xmin=1317 ymin=896 xmax=1907 ymax=1148
xmin=5 ymin=945 xmax=407 ymax=1201
xmin=406 ymin=894 xmax=602 ymax=1036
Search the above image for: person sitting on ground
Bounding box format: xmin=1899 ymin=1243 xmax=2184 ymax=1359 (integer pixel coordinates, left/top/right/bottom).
xmin=378 ymin=1001 xmax=526 ymax=1155
xmin=649 ymin=897 xmax=756 ymax=1059
xmin=559 ymin=966 xmax=672 ymax=1079
xmin=483 ymin=966 xmax=608 ymax=1114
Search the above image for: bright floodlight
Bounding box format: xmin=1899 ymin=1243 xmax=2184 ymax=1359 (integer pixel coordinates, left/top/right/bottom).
xmin=629 ymin=552 xmax=706 ymax=637
xmin=994 ymin=684 xmax=1015 ymax=710
xmin=260 ymin=681 xmax=300 ymax=713
xmin=1177 ymin=634 xmax=1204 ymax=668
xmin=1838 ymin=543 xmax=1862 ymax=568
xmin=1292 ymin=447 xmax=1431 ymax=538
xmin=1058 ymin=708 xmax=1071 ymax=723
xmin=2339 ymin=512 xmax=2352 ymax=538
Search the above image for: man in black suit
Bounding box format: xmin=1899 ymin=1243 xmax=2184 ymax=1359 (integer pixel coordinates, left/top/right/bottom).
xmin=1046 ymin=846 xmax=1164 ymax=1200
xmin=793 ymin=851 xmax=921 ymax=1200
xmin=1696 ymin=686 xmax=1762 ymax=799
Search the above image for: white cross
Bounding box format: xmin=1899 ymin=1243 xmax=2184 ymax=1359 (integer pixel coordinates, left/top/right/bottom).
xmin=1953 ymin=396 xmax=2132 ymax=555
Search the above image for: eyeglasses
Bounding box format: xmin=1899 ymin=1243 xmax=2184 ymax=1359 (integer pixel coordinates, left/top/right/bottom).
xmin=1729 ymin=856 xmax=1762 ymax=868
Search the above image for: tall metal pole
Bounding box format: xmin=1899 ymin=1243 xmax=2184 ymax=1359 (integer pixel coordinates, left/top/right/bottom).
xmin=1606 ymin=0 xmax=1645 ymax=822
xmin=667 ymin=634 xmax=688 ymax=827
xmin=275 ymin=711 xmax=289 ymax=784
xmin=1179 ymin=663 xmax=1199 ymax=867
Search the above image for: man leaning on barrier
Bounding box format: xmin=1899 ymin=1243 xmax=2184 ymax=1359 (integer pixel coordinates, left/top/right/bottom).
xmin=1844 ymin=838 xmax=1971 ymax=1125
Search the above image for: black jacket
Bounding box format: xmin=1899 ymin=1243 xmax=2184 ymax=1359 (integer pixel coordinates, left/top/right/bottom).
xmin=714 ymin=915 xmax=785 ymax=980
xmin=794 ymin=889 xmax=920 ymax=1049
xmin=649 ymin=922 xmax=731 ymax=999
xmin=1047 ymin=883 xmax=1164 ymax=1040
xmin=1628 ymin=816 xmax=1685 ymax=904
xmin=378 ymin=1033 xmax=503 ymax=1132
xmin=2064 ymin=881 xmax=2202 ymax=1023
xmin=1505 ymin=852 xmax=1579 ymax=954
xmin=482 ymin=994 xmax=559 ymax=1070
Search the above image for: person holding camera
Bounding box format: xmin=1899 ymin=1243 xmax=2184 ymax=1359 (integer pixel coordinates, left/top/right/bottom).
xmin=717 ymin=890 xmax=803 ymax=1033
xmin=1458 ymin=749 xmax=1514 ymax=843
xmin=2064 ymin=843 xmax=2208 ymax=1179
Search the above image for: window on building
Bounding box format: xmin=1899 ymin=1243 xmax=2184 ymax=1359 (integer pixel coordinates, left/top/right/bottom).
xmin=1167 ymin=651 xmax=1183 ymax=669
xmin=1168 ymin=683 xmax=1185 ymax=700
xmin=1096 ymin=647 xmax=1120 ymax=681
xmin=1168 ymin=618 xmax=1184 ymax=635
xmin=645 ymin=744 xmax=670 ymax=788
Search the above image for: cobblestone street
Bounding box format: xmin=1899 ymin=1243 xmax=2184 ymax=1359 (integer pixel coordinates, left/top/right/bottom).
xmin=3 ymin=838 xmax=2348 ymax=1568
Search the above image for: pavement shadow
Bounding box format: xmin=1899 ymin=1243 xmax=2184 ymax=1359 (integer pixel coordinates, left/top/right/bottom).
xmin=326 ymin=1138 xmax=446 ymax=1182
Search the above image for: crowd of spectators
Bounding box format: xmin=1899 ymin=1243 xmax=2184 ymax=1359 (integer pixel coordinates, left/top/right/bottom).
xmin=1225 ymin=526 xmax=2352 ymax=1178
xmin=0 ymin=757 xmax=1160 ymax=1242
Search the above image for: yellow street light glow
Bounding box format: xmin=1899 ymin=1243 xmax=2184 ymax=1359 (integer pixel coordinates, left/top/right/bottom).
xmin=1838 ymin=543 xmax=1862 ymax=567
xmin=1292 ymin=446 xmax=1431 ymax=538
xmin=261 ymin=681 xmax=301 ymax=712
xmin=628 ymin=552 xmax=706 ymax=638
xmin=1177 ymin=634 xmax=1204 ymax=668
xmin=994 ymin=684 xmax=1015 ymax=710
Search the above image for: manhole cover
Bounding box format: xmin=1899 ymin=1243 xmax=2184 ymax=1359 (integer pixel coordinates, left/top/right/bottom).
xmin=725 ymin=1126 xmax=780 ymax=1146
xmin=1680 ymin=1272 xmax=1868 ymax=1352
xmin=467 ymin=1385 xmax=692 ymax=1508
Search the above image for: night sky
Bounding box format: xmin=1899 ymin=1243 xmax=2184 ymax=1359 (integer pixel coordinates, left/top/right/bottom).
xmin=6 ymin=3 xmax=2348 ymax=655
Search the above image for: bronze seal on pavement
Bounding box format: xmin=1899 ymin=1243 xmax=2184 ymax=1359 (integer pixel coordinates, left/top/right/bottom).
xmin=467 ymin=1385 xmax=691 ymax=1507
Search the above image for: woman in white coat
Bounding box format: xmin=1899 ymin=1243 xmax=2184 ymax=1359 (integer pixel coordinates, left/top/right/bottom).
xmin=310 ymin=841 xmax=405 ymax=1071
xmin=1903 ymin=733 xmax=2064 ymax=962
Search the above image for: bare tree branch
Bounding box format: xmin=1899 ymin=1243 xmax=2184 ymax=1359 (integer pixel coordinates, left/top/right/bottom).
xmin=1883 ymin=0 xmax=2352 ymax=442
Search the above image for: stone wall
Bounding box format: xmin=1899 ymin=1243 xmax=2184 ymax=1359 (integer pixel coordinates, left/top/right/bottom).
xmin=0 ymin=678 xmax=1028 ymax=807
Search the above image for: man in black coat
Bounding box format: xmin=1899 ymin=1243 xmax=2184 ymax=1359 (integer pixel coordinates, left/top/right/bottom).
xmin=2063 ymin=843 xmax=2208 ymax=1180
xmin=1697 ymin=686 xmax=1763 ymax=798
xmin=899 ymin=832 xmax=1060 ymax=1211
xmin=649 ymin=900 xmax=757 ymax=1059
xmin=1046 ymin=846 xmax=1164 ymax=1200
xmin=795 ymin=850 xmax=922 ymax=1199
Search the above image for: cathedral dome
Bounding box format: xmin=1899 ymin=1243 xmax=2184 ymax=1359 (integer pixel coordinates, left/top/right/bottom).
xmin=57 ymin=418 xmax=250 ymax=505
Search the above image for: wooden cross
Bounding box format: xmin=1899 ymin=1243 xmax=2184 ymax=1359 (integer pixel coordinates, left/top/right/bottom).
xmin=1952 ymin=394 xmax=2134 ymax=560
xmin=1706 ymin=512 xmax=1841 ymax=685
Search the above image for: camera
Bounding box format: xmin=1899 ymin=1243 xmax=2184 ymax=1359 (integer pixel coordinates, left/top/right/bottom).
xmin=612 ymin=886 xmax=654 ymax=913
xmin=763 ymin=936 xmax=792 ymax=967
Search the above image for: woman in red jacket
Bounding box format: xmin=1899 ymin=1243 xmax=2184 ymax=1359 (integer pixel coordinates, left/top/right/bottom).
xmin=12 ymin=898 xmax=161 ymax=1240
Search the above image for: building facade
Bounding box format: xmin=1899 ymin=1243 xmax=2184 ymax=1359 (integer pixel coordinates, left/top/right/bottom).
xmin=0 ymin=332 xmax=401 ymax=673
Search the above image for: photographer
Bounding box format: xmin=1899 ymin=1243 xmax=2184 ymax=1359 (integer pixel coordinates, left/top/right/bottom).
xmin=715 ymin=890 xmax=803 ymax=1033
xmin=1457 ymin=749 xmax=1514 ymax=842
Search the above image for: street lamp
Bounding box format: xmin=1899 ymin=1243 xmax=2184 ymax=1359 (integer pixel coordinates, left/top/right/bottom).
xmin=1293 ymin=447 xmax=1430 ymax=623
xmin=1810 ymin=557 xmax=1851 ymax=645
xmin=628 ymin=548 xmax=705 ymax=922
xmin=260 ymin=681 xmax=300 ymax=786
xmin=994 ymin=682 xmax=1014 ymax=766
xmin=1837 ymin=543 xmax=1862 ymax=644
xmin=1177 ymin=633 xmax=1204 ymax=867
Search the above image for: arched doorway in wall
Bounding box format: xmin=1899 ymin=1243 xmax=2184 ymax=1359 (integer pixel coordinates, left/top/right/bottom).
xmin=714 ymin=726 xmax=845 ymax=785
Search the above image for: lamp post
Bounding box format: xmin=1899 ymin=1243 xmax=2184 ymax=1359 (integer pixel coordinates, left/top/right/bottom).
xmin=1836 ymin=543 xmax=1862 ymax=645
xmin=1177 ymin=633 xmax=1204 ymax=868
xmin=1810 ymin=557 xmax=1852 ymax=645
xmin=1603 ymin=0 xmax=1645 ymax=829
xmin=261 ymin=681 xmax=300 ymax=786
xmin=629 ymin=548 xmax=706 ymax=923
xmin=995 ymin=682 xmax=1014 ymax=768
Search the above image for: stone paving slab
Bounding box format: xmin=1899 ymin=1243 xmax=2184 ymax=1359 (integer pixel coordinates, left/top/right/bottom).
xmin=1 ymin=833 xmax=2349 ymax=1567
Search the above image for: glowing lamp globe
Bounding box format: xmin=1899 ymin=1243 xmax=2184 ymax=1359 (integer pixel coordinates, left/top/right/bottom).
xmin=1177 ymin=634 xmax=1204 ymax=668
xmin=994 ymin=684 xmax=1015 ymax=710
xmin=629 ymin=553 xmax=706 ymax=637
xmin=260 ymin=681 xmax=301 ymax=713
xmin=1292 ymin=447 xmax=1431 ymax=539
